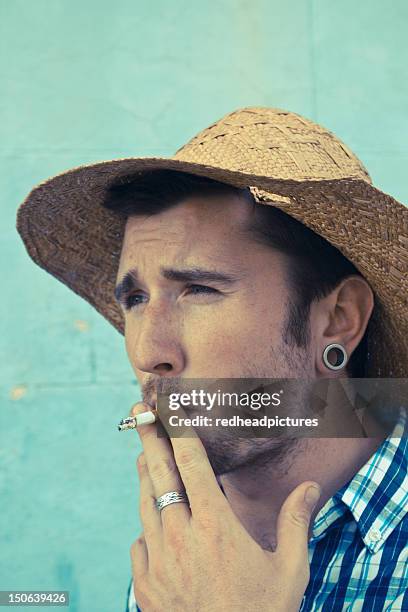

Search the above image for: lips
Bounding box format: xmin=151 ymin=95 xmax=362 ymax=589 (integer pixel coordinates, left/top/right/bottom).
xmin=142 ymin=385 xmax=158 ymax=410
xmin=142 ymin=394 xmax=157 ymax=410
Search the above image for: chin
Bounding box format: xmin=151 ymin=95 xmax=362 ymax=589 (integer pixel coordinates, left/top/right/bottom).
xmin=197 ymin=431 xmax=298 ymax=476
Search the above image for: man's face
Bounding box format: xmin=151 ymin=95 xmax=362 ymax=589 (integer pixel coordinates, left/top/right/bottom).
xmin=116 ymin=194 xmax=313 ymax=474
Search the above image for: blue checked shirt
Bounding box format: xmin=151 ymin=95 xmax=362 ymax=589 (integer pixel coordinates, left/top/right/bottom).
xmin=126 ymin=415 xmax=408 ymax=611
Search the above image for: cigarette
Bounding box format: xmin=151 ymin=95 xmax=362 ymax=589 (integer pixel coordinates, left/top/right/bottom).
xmin=117 ymin=406 xmax=158 ymax=431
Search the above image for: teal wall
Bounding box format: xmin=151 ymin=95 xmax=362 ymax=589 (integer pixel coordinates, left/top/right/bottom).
xmin=1 ymin=1 xmax=407 ymax=611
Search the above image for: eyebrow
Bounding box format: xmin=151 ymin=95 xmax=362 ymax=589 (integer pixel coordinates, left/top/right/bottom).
xmin=114 ymin=266 xmax=242 ymax=304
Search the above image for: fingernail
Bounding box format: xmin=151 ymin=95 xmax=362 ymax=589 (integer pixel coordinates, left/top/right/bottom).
xmin=304 ymin=484 xmax=321 ymax=511
xmin=137 ymin=453 xmax=146 ymax=468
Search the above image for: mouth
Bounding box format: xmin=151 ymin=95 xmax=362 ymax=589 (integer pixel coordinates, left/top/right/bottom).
xmin=142 ymin=383 xmax=158 ymax=410
xmin=142 ymin=394 xmax=157 ymax=410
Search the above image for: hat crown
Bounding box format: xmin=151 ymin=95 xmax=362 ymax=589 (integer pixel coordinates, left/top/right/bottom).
xmin=174 ymin=107 xmax=372 ymax=183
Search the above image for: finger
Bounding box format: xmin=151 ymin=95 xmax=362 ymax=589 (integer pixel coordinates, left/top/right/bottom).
xmin=132 ymin=402 xmax=191 ymax=528
xmin=137 ymin=452 xmax=163 ymax=555
xmin=275 ymin=481 xmax=321 ymax=573
xmin=130 ymin=533 xmax=148 ymax=579
xmin=169 ymin=407 xmax=230 ymax=519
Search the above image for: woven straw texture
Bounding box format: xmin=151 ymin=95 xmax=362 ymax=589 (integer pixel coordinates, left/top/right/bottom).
xmin=16 ymin=107 xmax=408 ymax=377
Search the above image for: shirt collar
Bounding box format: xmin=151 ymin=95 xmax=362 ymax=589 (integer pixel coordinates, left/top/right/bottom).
xmin=311 ymin=411 xmax=408 ymax=554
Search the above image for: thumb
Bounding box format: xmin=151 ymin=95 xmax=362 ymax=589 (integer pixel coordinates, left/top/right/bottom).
xmin=275 ymin=481 xmax=321 ymax=571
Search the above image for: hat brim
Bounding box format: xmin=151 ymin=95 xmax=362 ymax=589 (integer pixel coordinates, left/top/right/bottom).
xmin=16 ymin=155 xmax=408 ymax=377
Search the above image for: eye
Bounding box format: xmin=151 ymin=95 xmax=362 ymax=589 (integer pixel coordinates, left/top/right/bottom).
xmin=123 ymin=285 xmax=219 ymax=311
xmin=185 ymin=284 xmax=219 ymax=296
xmin=124 ymin=292 xmax=147 ymax=310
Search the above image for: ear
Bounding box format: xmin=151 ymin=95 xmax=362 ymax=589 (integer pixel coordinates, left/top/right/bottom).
xmin=312 ymin=275 xmax=374 ymax=376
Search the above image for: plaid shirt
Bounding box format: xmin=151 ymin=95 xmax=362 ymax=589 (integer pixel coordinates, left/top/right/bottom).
xmin=126 ymin=415 xmax=407 ymax=611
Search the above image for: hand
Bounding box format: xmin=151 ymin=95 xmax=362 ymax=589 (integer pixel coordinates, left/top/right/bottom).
xmin=130 ymin=402 xmax=321 ymax=612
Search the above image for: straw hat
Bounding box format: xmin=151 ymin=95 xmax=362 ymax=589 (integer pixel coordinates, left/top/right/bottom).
xmin=16 ymin=107 xmax=408 ymax=377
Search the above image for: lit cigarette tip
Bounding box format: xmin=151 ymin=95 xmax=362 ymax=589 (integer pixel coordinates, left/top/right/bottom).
xmin=117 ymin=410 xmax=157 ymax=431
xmin=117 ymin=416 xmax=137 ymax=431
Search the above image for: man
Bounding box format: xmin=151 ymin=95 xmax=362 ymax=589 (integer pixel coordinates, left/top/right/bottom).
xmin=17 ymin=107 xmax=407 ymax=611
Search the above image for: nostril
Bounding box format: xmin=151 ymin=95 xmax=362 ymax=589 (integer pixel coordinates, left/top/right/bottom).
xmin=154 ymin=363 xmax=173 ymax=373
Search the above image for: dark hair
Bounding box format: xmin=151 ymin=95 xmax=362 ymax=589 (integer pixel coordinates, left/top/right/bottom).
xmin=102 ymin=170 xmax=372 ymax=377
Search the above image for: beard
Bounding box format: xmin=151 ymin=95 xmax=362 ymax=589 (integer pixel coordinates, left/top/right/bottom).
xmin=143 ymin=333 xmax=314 ymax=477
xmin=182 ymin=374 xmax=314 ymax=476
xmin=198 ymin=433 xmax=302 ymax=476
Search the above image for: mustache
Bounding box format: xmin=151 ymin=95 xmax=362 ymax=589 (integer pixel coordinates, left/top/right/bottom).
xmin=141 ymin=376 xmax=184 ymax=406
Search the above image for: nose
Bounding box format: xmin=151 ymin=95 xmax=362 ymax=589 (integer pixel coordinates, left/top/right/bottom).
xmin=125 ymin=301 xmax=185 ymax=377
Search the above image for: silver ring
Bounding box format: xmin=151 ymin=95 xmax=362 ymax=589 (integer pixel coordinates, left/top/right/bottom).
xmin=155 ymin=490 xmax=190 ymax=512
xmin=322 ymin=343 xmax=348 ymax=371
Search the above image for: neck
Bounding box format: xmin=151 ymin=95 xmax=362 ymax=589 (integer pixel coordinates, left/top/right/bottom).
xmin=218 ymin=436 xmax=384 ymax=551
